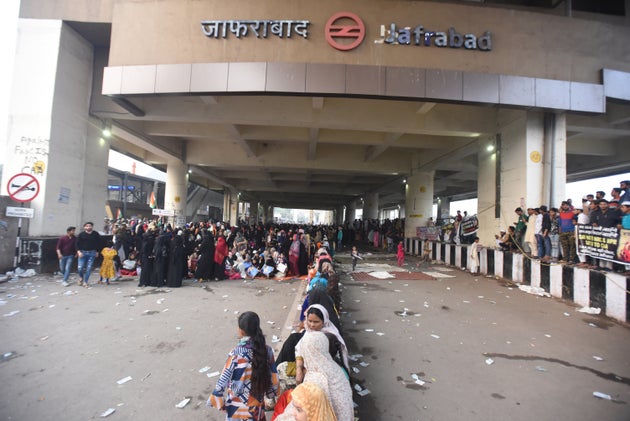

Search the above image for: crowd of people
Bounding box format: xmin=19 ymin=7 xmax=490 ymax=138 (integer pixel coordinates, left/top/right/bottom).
xmin=499 ymin=180 xmax=630 ymax=271
xmin=207 ymin=242 xmax=354 ymax=420
xmin=56 ymin=216 xmax=408 ymax=289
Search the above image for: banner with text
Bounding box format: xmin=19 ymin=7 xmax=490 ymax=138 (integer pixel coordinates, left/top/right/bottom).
xmin=461 ymin=215 xmax=479 ymax=236
xmin=576 ymin=224 xmax=630 ymax=264
xmin=416 ymin=226 xmax=441 ymax=240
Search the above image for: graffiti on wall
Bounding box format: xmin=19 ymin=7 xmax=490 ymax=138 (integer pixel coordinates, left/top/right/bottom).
xmin=14 ymin=136 xmax=49 ymax=176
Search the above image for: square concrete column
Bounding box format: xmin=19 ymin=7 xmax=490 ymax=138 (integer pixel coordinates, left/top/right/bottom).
xmin=404 ymin=171 xmax=434 ymax=239
xmin=1 ymin=20 xmax=107 ymax=236
xmin=363 ymin=192 xmax=379 ymax=220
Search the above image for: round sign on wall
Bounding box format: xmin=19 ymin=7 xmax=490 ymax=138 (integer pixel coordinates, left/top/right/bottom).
xmin=7 ymin=173 xmax=40 ymax=203
xmin=325 ymin=12 xmax=366 ymax=51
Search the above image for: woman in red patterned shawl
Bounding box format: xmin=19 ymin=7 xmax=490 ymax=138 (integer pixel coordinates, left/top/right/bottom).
xmin=214 ymin=235 xmax=229 ymax=280
xmin=288 ymin=234 xmax=301 ymax=276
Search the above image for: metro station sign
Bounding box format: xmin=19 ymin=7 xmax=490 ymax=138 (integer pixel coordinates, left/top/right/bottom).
xmin=199 ymin=11 xmax=492 ymax=52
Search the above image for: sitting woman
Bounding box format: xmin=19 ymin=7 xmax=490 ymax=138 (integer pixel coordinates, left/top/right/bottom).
xmin=295 ymin=332 xmax=353 ymax=421
xmin=295 ymin=305 xmax=349 ymax=382
xmin=273 ymin=382 xmax=337 ymax=421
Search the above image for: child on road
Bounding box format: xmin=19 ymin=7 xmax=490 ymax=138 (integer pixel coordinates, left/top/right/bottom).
xmin=397 ymin=241 xmax=405 ymax=266
xmin=351 ymin=246 xmax=363 ymax=271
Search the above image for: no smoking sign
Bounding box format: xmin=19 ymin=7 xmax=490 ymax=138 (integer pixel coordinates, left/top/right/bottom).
xmin=7 ymin=173 xmax=40 ymax=203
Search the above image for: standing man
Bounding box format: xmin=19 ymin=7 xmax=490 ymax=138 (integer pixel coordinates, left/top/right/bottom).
xmin=336 ymin=226 xmax=343 ymax=252
xmin=514 ymin=208 xmax=527 ymax=250
xmin=558 ymin=201 xmax=576 ymax=263
xmin=76 ymin=222 xmax=102 ymax=287
xmin=56 ymin=226 xmax=77 ymax=287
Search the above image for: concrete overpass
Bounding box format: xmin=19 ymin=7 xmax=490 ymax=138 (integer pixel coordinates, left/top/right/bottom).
xmin=2 ymin=0 xmax=630 ymax=246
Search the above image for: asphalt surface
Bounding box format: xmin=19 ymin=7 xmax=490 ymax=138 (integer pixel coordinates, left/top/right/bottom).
xmin=1 ymin=249 xmax=629 ymax=421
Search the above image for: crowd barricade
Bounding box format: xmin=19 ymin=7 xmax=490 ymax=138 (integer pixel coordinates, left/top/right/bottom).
xmin=404 ymin=238 xmax=629 ymax=324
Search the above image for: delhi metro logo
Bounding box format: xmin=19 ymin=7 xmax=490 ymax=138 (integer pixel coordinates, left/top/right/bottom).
xmin=325 ymin=12 xmax=365 ymax=51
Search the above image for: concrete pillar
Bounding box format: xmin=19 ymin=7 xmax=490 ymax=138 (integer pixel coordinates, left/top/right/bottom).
xmin=542 ymin=112 xmax=567 ymax=208
xmin=363 ymin=192 xmax=379 ymax=220
xmin=404 ymin=172 xmax=434 ymax=239
xmin=491 ymin=110 xmax=567 ymax=245
xmin=250 ymin=201 xmax=259 ymax=224
xmin=229 ymin=191 xmax=239 ymax=226
xmin=1 ymin=20 xmax=107 ymax=236
xmin=222 ymin=189 xmax=230 ymax=222
xmin=165 ymin=159 xmax=187 ymax=227
xmin=347 ymin=201 xmax=356 ymax=224
xmin=335 ymin=205 xmax=345 ymax=225
xmin=477 ymin=136 xmax=500 ymax=246
xmin=437 ymin=196 xmax=451 ymax=221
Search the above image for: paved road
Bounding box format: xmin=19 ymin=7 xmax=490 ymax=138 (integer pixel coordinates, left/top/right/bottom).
xmin=338 ymin=252 xmax=630 ymax=421
xmin=1 ymin=250 xmax=629 ymax=421
xmin=0 ymin=273 xmax=304 ymax=421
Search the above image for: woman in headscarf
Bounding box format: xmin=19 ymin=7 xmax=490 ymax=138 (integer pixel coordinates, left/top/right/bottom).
xmin=166 ymin=231 xmax=186 ymax=287
xmin=295 ymin=332 xmax=353 ymax=421
xmin=288 ymin=234 xmax=301 ymax=276
xmin=274 ymin=382 xmax=337 ymax=421
xmin=214 ymin=235 xmax=229 ymax=280
xmin=194 ymin=229 xmax=215 ymax=282
xmin=138 ymin=224 xmax=156 ymax=287
xmin=298 ymin=233 xmax=309 ymax=276
xmin=295 ymin=305 xmax=349 ymax=382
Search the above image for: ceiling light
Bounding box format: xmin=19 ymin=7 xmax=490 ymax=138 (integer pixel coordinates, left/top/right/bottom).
xmin=486 ymin=144 xmax=494 ymax=152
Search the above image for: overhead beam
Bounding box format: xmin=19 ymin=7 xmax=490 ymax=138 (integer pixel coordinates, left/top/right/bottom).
xmin=112 ymin=122 xmax=183 ymax=161
xmin=225 ymin=124 xmax=257 ymax=157
xmin=365 ymin=132 xmax=403 ymax=162
xmin=416 ymin=102 xmax=436 ymax=115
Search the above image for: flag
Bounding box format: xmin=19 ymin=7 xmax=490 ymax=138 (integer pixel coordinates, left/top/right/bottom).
xmin=149 ymin=191 xmax=156 ymax=209
xmin=116 ymin=208 xmax=122 ymax=220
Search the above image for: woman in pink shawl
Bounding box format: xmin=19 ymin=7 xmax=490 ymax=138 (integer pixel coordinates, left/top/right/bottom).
xmin=214 ymin=236 xmax=229 ymax=280
xmin=288 ymin=234 xmax=301 ymax=276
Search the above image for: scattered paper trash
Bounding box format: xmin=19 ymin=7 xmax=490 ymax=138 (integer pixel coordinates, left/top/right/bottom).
xmin=352 ymin=367 xmax=360 ymax=373
xmin=376 ymin=332 xmax=385 ymax=336
xmin=100 ymin=408 xmax=116 ymax=417
xmin=353 ymin=384 xmax=362 ymax=392
xmin=175 ymin=327 xmax=182 ymax=330
xmin=207 ymin=371 xmax=220 ymax=378
xmin=593 ymin=391 xmax=612 ymax=400
xmin=563 ymin=312 xmax=570 ymax=317
xmin=577 ymin=307 xmax=601 ymax=315
xmin=3 ymin=310 xmax=19 ymax=317
xmin=156 ymin=298 xmax=165 ymax=304
xmin=518 ymin=285 xmax=551 ymax=297
xmin=271 ymin=335 xmax=281 ymax=343
xmin=175 ymin=397 xmax=191 ymax=408
xmin=357 ymin=389 xmax=371 ymax=396
xmin=593 ymin=356 xmax=604 ymax=361
xmin=430 ymin=334 xmax=440 ymax=339
xmin=359 ymin=361 xmax=370 ymax=367
xmin=588 ymin=323 xmax=597 ymax=328
xmin=535 ymin=366 xmax=548 ymax=372
xmin=117 ymin=376 xmax=132 ymax=385
xmin=199 ymin=366 xmax=211 ymax=373
xmin=365 ymin=329 xmax=374 ymax=332
xmin=485 ymin=358 xmax=494 ymax=365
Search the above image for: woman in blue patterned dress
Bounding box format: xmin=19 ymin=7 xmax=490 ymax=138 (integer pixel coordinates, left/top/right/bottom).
xmin=208 ymin=311 xmax=279 ymax=420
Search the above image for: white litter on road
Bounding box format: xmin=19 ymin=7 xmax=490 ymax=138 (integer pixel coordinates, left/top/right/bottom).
xmin=422 ymin=272 xmax=455 ymax=278
xmin=518 ymin=285 xmax=551 ymax=297
xmin=577 ymin=306 xmax=601 ymax=314
xmin=593 ymin=356 xmax=604 ymax=361
xmin=175 ymin=398 xmax=191 ymax=408
xmin=100 ymin=408 xmax=116 ymax=417
xmin=199 ymin=366 xmax=211 ymax=373
xmin=593 ymin=391 xmax=612 ymax=400
xmin=368 ymin=271 xmax=395 ymax=279
xmin=430 ymin=334 xmax=440 ymax=339
xmin=3 ymin=310 xmax=19 ymax=317
xmin=207 ymin=371 xmax=220 ymax=378
xmin=485 ymin=358 xmax=494 ymax=365
xmin=117 ymin=376 xmax=132 ymax=385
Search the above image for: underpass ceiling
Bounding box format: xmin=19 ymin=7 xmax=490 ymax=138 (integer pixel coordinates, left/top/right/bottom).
xmin=100 ymin=92 xmax=630 ymax=210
